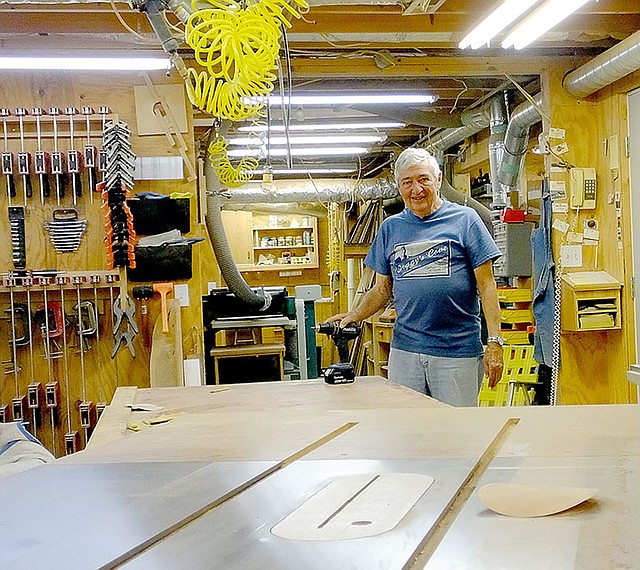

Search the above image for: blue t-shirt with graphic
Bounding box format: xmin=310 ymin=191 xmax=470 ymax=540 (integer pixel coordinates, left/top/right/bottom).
xmin=365 ymin=201 xmax=501 ymax=357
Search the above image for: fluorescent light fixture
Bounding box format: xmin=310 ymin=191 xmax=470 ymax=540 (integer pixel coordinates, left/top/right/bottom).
xmin=501 ymin=0 xmax=592 ymax=50
xmin=228 ymin=135 xmax=386 ymax=146
xmin=0 ymin=56 xmax=171 ymax=71
xmin=227 ymin=147 xmax=370 ymax=157
xmin=248 ymin=94 xmax=437 ymax=106
xmin=459 ymin=0 xmax=541 ymax=49
xmin=238 ymin=121 xmax=405 ymax=132
xmin=250 ymin=168 xmax=357 ymax=175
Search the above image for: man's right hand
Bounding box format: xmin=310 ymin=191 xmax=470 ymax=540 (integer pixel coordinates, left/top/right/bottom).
xmin=325 ymin=312 xmax=357 ymax=328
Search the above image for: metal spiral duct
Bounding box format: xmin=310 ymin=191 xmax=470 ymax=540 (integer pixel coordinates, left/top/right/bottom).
xmin=216 ymin=178 xmax=398 ymax=204
xmin=424 ymin=103 xmax=492 ymax=153
xmin=488 ymin=94 xmax=509 ymax=207
xmin=497 ymin=94 xmax=543 ymax=192
xmin=564 ymin=30 xmax=640 ymax=99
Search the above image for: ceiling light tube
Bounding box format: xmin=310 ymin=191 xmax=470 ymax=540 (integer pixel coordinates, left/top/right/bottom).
xmin=501 ymin=0 xmax=592 ymax=50
xmin=238 ymin=121 xmax=405 ymax=132
xmin=228 ymin=135 xmax=386 ymax=146
xmin=459 ymin=0 xmax=541 ymax=49
xmin=227 ymin=147 xmax=370 ymax=157
xmin=247 ymin=94 xmax=437 ymax=106
xmin=0 ymin=56 xmax=172 ymax=71
xmin=250 ymin=168 xmax=357 ymax=175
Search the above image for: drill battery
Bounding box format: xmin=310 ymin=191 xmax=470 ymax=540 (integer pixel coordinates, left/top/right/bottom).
xmin=323 ymin=362 xmax=355 ymax=384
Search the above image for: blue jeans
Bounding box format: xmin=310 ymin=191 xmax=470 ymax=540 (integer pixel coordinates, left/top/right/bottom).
xmin=387 ymin=347 xmax=484 ymax=407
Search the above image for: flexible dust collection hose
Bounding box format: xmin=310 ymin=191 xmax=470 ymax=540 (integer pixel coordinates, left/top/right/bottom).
xmin=184 ymin=0 xmax=308 ymax=120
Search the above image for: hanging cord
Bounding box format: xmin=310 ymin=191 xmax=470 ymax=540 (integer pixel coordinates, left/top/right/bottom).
xmin=551 ymin=256 xmax=561 ymax=405
xmin=163 ymin=9 xmax=185 ymax=34
xmin=504 ymin=73 xmax=551 ymax=124
xmin=109 ymin=0 xmax=158 ymax=44
xmin=449 ymin=78 xmax=468 ymax=115
xmin=282 ymin=22 xmax=294 ymax=169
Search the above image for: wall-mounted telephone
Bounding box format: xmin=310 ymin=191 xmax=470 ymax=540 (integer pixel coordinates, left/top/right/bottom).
xmin=569 ymin=167 xmax=597 ymax=209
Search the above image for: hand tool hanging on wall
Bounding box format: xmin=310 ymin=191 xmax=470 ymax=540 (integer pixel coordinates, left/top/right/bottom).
xmin=1 ymin=275 xmax=20 ymax=382
xmin=15 ymin=108 xmax=33 ymax=201
xmin=34 ymin=300 xmax=64 ymax=361
xmin=4 ymin=273 xmax=28 ymax=424
xmin=9 ymin=206 xmax=27 ymax=269
xmin=43 ymin=208 xmax=88 ymax=253
xmin=56 ymin=274 xmax=78 ymax=455
xmin=32 ymin=108 xmax=51 ymax=203
xmin=101 ymin=120 xmax=138 ymax=359
xmin=33 ymin=273 xmax=56 ymax=373
xmin=28 ymin=381 xmax=43 ymax=436
xmin=74 ymin=301 xmax=97 ymax=353
xmin=2 ymin=303 xmax=30 ymax=349
xmin=111 ymin=294 xmax=138 ymax=358
xmin=89 ymin=274 xmax=107 ymax=417
xmin=0 ymin=108 xmax=16 ymax=202
xmin=45 ymin=380 xmax=59 ymax=457
xmin=105 ymin=272 xmax=120 ymax=386
xmin=73 ymin=275 xmax=93 ymax=446
xmin=132 ymin=285 xmax=153 ymax=348
xmin=81 ymin=107 xmax=97 ymax=200
xmin=23 ymin=272 xmax=41 ymax=434
xmin=102 ymin=120 xmax=136 ymax=270
xmin=65 ymin=107 xmax=82 ymax=205
xmin=49 ymin=107 xmax=66 ymax=204
xmin=34 ymin=271 xmax=58 ymax=455
xmin=98 ymin=106 xmax=110 ymax=181
xmin=153 ymin=282 xmax=174 ymax=334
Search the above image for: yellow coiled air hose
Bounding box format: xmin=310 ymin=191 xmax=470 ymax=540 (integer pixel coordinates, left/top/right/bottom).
xmin=208 ymin=136 xmax=259 ymax=188
xmin=185 ymin=0 xmax=308 ymax=121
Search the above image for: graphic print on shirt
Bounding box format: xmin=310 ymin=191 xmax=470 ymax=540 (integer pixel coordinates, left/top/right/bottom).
xmin=391 ymin=239 xmax=451 ymax=279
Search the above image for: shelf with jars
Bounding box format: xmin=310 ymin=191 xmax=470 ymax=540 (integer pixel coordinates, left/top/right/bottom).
xmin=238 ymin=215 xmax=319 ymax=272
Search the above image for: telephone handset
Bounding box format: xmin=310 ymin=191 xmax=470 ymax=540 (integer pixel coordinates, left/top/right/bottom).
xmin=569 ymin=167 xmax=597 ymax=209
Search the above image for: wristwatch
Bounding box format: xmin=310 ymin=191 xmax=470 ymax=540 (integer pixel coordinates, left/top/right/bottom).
xmin=486 ymin=336 xmax=505 ymax=347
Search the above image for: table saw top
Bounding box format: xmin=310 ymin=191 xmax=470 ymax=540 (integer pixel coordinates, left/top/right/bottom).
xmin=2 ymin=376 xmax=639 ymax=569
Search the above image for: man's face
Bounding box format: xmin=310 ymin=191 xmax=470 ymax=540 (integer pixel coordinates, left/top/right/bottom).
xmin=397 ymin=162 xmax=442 ymax=218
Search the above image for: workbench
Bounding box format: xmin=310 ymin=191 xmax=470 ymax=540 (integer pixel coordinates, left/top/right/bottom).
xmin=1 ymin=377 xmax=639 ymax=569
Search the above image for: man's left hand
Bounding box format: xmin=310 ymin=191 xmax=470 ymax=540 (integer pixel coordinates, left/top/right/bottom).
xmin=484 ymin=343 xmax=504 ymax=389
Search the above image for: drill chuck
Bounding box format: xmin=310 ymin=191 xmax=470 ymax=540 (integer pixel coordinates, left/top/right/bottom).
xmin=316 ymin=321 xmax=360 ymax=339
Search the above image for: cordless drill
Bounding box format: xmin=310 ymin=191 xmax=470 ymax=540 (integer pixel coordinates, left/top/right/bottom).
xmin=316 ymin=321 xmax=361 ymax=384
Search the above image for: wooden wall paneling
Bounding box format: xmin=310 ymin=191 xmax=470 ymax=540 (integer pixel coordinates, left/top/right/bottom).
xmin=0 ymin=69 xmax=210 ymax=454
xmin=595 ymin=81 xmax=639 ymax=404
xmin=543 ymin=62 xmax=636 ymax=404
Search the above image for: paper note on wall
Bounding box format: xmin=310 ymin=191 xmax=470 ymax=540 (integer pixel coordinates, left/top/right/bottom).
xmin=560 ymin=245 xmax=583 ymax=268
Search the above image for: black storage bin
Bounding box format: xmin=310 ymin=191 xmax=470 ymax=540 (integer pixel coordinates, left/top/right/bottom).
xmin=127 ymin=197 xmax=190 ymax=236
xmin=127 ymin=242 xmax=193 ymax=282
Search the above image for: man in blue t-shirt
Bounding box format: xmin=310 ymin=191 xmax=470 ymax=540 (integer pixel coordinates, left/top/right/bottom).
xmin=329 ymin=147 xmax=504 ymax=406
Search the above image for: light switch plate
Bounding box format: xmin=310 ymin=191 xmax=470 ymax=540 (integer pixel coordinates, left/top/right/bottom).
xmin=174 ymin=284 xmax=190 ymax=307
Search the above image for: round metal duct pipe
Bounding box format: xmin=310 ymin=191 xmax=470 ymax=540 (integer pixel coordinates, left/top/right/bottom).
xmin=424 ymin=103 xmax=492 ymax=152
xmin=488 ymin=94 xmax=509 ymax=207
xmin=497 ymin=94 xmax=543 ymax=192
xmin=217 ymin=178 xmax=397 ymax=204
xmin=564 ymin=30 xmax=640 ymax=99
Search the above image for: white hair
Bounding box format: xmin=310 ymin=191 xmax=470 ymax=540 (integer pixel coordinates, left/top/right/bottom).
xmin=394 ymin=148 xmax=441 ymax=184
